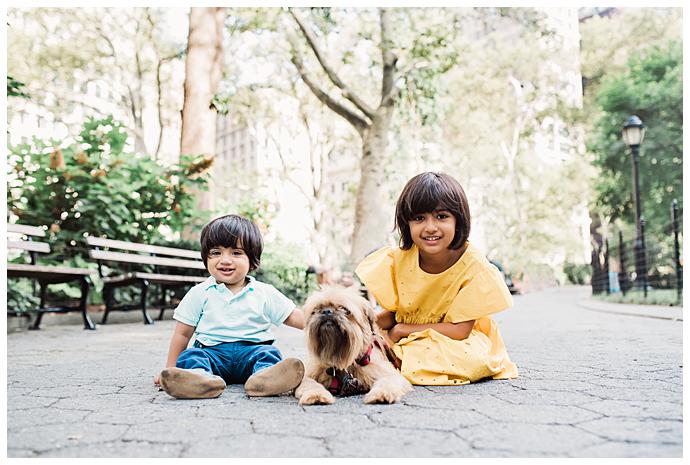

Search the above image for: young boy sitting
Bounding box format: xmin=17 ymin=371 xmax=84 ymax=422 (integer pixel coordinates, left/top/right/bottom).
xmin=154 ymin=214 xmax=306 ymax=399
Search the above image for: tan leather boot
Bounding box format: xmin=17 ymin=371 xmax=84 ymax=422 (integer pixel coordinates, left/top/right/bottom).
xmin=160 ymin=367 xmax=226 ymax=399
xmin=244 ymin=358 xmax=305 ymax=397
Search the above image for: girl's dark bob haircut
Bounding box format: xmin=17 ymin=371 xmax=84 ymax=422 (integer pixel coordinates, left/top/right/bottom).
xmin=394 ymin=172 xmax=471 ymax=250
xmin=200 ymin=214 xmax=263 ymax=271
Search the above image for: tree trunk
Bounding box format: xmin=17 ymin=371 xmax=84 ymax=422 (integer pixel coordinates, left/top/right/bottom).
xmin=350 ymin=9 xmax=396 ymax=263
xmin=132 ymin=101 xmax=148 ymax=155
xmin=288 ymin=7 xmax=399 ymax=264
xmin=132 ymin=39 xmax=148 ymax=155
xmin=350 ymin=109 xmax=394 ymax=263
xmin=180 ymin=7 xmax=225 ymax=213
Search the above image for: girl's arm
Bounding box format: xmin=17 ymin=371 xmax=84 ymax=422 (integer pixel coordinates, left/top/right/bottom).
xmin=283 ymin=308 xmax=305 ymax=330
xmin=154 ymin=321 xmax=196 ymax=385
xmin=388 ymin=320 xmax=475 ymax=343
xmin=376 ymin=310 xmax=397 ymax=330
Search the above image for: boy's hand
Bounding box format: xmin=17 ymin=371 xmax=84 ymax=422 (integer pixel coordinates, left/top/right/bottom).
xmin=154 ymin=373 xmax=161 ymax=386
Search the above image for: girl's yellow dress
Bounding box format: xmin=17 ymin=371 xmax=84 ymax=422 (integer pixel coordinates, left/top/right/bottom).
xmin=355 ymin=242 xmax=518 ymax=385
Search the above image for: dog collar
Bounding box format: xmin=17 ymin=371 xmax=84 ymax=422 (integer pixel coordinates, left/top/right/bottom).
xmin=326 ymin=342 xmax=374 ymax=396
xmin=359 ymin=336 xmax=393 ymax=365
xmin=356 ymin=344 xmax=373 ymax=366
xmin=327 ymin=367 xmax=343 ymax=395
xmin=325 ymin=337 xmax=396 ymax=396
xmin=327 ymin=367 xmax=367 ymax=397
xmin=371 ymin=334 xmax=401 ymax=369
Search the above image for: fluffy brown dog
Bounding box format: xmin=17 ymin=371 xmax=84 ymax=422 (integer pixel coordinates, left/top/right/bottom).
xmin=295 ymin=285 xmax=412 ymax=405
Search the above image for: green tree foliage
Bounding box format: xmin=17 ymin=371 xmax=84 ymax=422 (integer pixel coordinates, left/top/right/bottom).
xmin=579 ymin=8 xmax=682 ymax=115
xmin=7 ymin=8 xmax=185 ymax=156
xmin=563 ymin=262 xmax=592 ymax=285
xmin=7 ymin=116 xmax=212 ymax=263
xmin=589 ymin=41 xmax=682 ymax=234
xmin=7 ymin=75 xmax=29 ymax=98
xmin=254 ymin=240 xmax=317 ymax=305
xmin=220 ymin=7 xmax=558 ymax=264
xmin=410 ymin=9 xmax=593 ymax=280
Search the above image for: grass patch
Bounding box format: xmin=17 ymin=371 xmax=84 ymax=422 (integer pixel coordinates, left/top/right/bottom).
xmin=594 ymin=289 xmax=682 ymax=306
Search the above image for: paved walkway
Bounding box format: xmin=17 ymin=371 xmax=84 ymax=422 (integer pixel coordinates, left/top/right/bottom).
xmin=578 ymin=296 xmax=683 ymax=321
xmin=7 ymin=286 xmax=682 ymax=457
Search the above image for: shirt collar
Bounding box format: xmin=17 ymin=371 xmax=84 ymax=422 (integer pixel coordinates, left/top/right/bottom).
xmin=203 ymin=275 xmax=255 ymax=293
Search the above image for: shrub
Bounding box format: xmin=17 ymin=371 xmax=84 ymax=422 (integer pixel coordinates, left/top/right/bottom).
xmin=563 ymin=262 xmax=591 ymax=285
xmin=8 ymin=115 xmax=211 ymax=262
xmin=253 ymin=241 xmax=316 ymax=305
xmin=7 ymin=116 xmax=212 ymax=308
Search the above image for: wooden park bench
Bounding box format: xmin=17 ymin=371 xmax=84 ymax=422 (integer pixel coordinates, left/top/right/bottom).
xmin=7 ymin=223 xmax=96 ymax=330
xmin=86 ymin=237 xmax=207 ymax=325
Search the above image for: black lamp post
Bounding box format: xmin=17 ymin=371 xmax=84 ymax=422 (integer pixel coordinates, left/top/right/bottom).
xmin=622 ymin=115 xmax=648 ymax=297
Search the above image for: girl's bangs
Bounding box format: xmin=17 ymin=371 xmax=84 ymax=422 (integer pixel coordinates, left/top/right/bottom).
xmin=406 ymin=182 xmax=455 ymax=218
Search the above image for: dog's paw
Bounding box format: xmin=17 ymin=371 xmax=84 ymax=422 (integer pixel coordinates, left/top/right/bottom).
xmin=364 ymin=388 xmax=401 ymax=404
xmin=299 ymin=390 xmax=335 ymax=406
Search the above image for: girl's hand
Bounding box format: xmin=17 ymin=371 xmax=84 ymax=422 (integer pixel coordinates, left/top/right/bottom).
xmin=376 ymin=310 xmax=397 ymax=330
xmin=388 ymin=324 xmax=403 ymax=343
xmin=154 ymin=374 xmax=161 ymax=386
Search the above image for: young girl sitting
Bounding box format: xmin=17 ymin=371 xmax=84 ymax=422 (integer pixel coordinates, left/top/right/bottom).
xmin=355 ymin=172 xmax=518 ymax=385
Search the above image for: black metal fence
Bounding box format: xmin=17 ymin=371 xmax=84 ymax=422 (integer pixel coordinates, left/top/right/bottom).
xmin=591 ymin=200 xmax=682 ymax=304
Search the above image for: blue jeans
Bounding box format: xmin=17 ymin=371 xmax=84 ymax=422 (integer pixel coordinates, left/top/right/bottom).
xmin=176 ymin=340 xmax=283 ymax=384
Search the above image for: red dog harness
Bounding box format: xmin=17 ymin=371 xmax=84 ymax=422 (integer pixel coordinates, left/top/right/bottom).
xmin=327 ymin=337 xmax=391 ymax=396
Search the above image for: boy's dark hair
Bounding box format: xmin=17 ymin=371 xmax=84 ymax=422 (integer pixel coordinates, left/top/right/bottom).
xmin=394 ymin=172 xmax=471 ymax=250
xmin=200 ymin=214 xmax=263 ymax=271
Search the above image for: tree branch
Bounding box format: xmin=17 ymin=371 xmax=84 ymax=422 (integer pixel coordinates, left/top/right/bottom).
xmin=153 ymin=51 xmax=181 ymax=155
xmin=379 ymin=8 xmax=398 ymax=108
xmin=289 ymin=8 xmax=376 ymax=119
xmin=295 ymin=90 xmax=318 ymax=192
xmin=289 ymin=47 xmax=369 ymax=134
xmin=93 ymin=22 xmax=141 ymax=129
xmin=149 ymin=4 xmax=183 ymax=158
xmin=28 ymin=87 xmax=107 ymax=115
xmin=380 ymin=59 xmax=430 ymax=107
xmin=268 ymin=131 xmax=311 ymax=200
xmin=380 ymin=83 xmax=402 ymax=108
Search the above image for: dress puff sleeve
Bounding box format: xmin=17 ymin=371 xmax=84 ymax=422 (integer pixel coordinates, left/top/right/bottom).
xmin=443 ymin=265 xmax=513 ymax=323
xmin=354 ymin=246 xmax=399 ymax=311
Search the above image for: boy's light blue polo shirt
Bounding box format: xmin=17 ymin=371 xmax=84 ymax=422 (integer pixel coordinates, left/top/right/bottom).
xmin=173 ymin=275 xmax=295 ymax=346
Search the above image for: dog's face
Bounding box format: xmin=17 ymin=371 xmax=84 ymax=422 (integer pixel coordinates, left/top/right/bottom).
xmin=302 ymin=285 xmax=378 ymax=370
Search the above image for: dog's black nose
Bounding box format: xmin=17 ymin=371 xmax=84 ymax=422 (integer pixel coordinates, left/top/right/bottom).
xmin=321 ymin=307 xmax=333 ymax=316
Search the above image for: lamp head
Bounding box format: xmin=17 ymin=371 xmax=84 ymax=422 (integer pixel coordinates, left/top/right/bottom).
xmin=622 ymin=115 xmax=646 ymax=147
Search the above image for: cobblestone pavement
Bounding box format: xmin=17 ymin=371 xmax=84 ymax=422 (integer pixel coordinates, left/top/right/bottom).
xmin=6 ymin=286 xmax=682 ymax=457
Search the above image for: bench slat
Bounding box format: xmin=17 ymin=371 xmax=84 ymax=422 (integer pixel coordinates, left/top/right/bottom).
xmin=86 ymin=236 xmax=200 ymax=259
xmin=89 ymin=249 xmax=206 ymax=270
xmin=102 ymin=271 xmax=207 ymax=285
xmin=7 ymin=224 xmax=46 ymax=237
xmin=7 ymin=263 xmax=94 ymax=277
xmin=7 ymin=240 xmax=51 ymax=253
